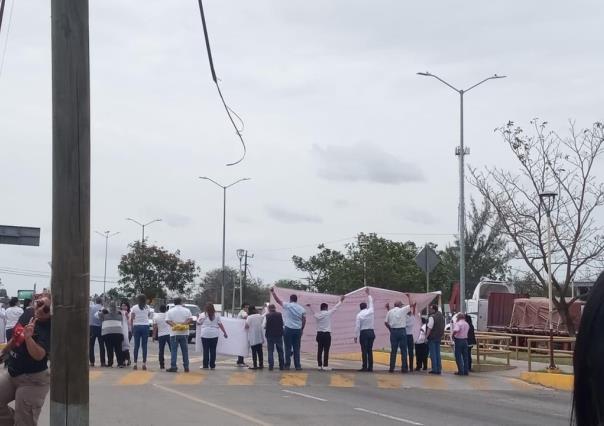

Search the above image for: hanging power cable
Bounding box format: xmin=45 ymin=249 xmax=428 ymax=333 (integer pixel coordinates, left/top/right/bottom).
xmin=197 ymin=0 xmax=247 ymax=166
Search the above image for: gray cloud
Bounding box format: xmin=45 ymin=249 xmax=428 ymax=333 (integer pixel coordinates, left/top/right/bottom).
xmin=266 ymin=206 xmax=322 ymax=224
xmin=312 ymin=142 xmax=424 ymax=185
xmin=162 ymin=213 xmax=193 ymax=228
xmin=395 ymin=207 xmax=438 ymax=226
xmin=333 ymin=199 xmax=350 ymax=208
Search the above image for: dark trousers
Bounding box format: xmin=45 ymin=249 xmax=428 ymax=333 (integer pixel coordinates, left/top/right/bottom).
xmin=158 ymin=335 xmax=171 ymax=369
xmin=89 ymin=325 xmax=105 ymax=365
xmin=316 ymin=331 xmax=331 ymax=367
xmin=415 ymin=343 xmax=428 ymax=370
xmin=5 ymin=329 xmax=13 ymax=342
xmin=202 ymin=337 xmax=218 ymax=368
xmin=359 ymin=329 xmax=375 ymax=371
xmin=283 ymin=327 xmax=302 ymax=369
xmin=389 ymin=328 xmax=408 ymax=371
xmin=103 ymin=333 xmax=124 ymax=366
xmin=266 ymin=335 xmax=284 ymax=369
xmin=237 ymin=356 xmax=245 ymax=365
xmin=251 ymin=344 xmax=264 ymax=368
xmin=406 ymin=334 xmax=415 ymax=369
xmin=468 ymin=346 xmax=474 ymax=371
xmin=428 ymin=338 xmax=442 ymax=374
xmin=454 ymin=338 xmax=469 ymax=375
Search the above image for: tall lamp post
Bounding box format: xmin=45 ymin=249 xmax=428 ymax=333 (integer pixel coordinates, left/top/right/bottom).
xmin=126 ymin=218 xmax=162 ymax=293
xmin=236 ymin=248 xmax=245 ymax=314
xmin=199 ymin=177 xmax=251 ymax=312
xmin=417 ymin=71 xmax=506 ymax=312
xmin=94 ymin=230 xmax=120 ymax=301
xmin=539 ymin=190 xmax=558 ymax=371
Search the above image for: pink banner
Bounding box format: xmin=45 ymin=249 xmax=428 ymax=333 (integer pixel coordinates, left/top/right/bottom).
xmin=271 ymin=286 xmax=441 ymax=354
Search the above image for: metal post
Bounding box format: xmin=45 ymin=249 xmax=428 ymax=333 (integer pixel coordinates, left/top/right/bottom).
xmin=238 ymin=255 xmax=243 ymax=308
xmin=243 ymin=251 xmax=249 ymax=303
xmin=547 ymin=210 xmax=556 ymax=370
xmin=103 ymin=235 xmax=108 ymax=299
xmin=221 ymin=187 xmax=226 ymax=312
xmin=458 ymin=91 xmax=466 ymax=312
xmin=50 ymin=0 xmax=90 ymax=422
xmin=425 ymin=244 xmax=430 ymax=293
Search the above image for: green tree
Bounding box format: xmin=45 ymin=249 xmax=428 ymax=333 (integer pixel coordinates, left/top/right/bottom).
xmin=193 ymin=267 xmax=269 ymax=310
xmin=117 ymin=241 xmax=199 ymax=300
xmin=273 ymin=279 xmax=310 ymax=291
xmin=430 ymin=198 xmax=515 ymax=299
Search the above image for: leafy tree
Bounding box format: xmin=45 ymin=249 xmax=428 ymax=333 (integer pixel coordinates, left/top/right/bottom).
xmin=471 ymin=120 xmax=604 ymax=335
xmin=117 ymin=240 xmax=199 ymax=300
xmin=193 ymin=267 xmax=269 ymax=311
xmin=430 ymin=198 xmax=515 ymax=299
xmin=273 ymin=279 xmax=311 ymax=291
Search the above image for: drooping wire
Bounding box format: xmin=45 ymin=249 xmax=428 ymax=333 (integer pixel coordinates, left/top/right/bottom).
xmin=197 ymin=0 xmax=247 ymax=166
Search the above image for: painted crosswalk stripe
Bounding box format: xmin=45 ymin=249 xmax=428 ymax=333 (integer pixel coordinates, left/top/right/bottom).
xmin=330 ymin=373 xmax=354 ymax=388
xmin=354 ymin=408 xmax=423 ymax=425
xmin=89 ymin=371 xmax=102 ymax=381
xmin=377 ymin=375 xmax=402 ymax=389
xmin=173 ymin=372 xmax=205 ymax=385
xmin=280 ymin=373 xmax=308 ymax=387
xmin=118 ymin=371 xmax=154 ymax=386
xmin=424 ymin=374 xmax=447 ymax=390
xmin=228 ymin=372 xmax=256 ymax=386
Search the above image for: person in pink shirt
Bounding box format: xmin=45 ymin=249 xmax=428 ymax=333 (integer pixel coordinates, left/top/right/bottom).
xmin=452 ymin=313 xmax=470 ymax=376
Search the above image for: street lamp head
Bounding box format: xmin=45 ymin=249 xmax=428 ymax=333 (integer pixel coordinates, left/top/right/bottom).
xmin=539 ymin=191 xmax=558 ymax=200
xmin=492 ymin=74 xmax=507 ymax=79
xmin=237 ymin=249 xmax=245 ymax=259
xmin=417 ymin=71 xmax=432 ymax=76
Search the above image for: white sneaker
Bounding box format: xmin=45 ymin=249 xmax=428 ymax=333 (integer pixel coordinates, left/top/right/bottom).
xmin=317 ymin=366 xmax=323 ymax=371
xmin=323 ymin=367 xmax=332 ymax=371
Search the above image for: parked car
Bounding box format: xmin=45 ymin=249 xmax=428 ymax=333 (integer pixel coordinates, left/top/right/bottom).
xmin=167 ymin=303 xmax=201 ymax=343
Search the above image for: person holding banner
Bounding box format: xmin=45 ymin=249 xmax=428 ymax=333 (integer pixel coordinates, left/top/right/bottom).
xmin=271 ymin=287 xmax=306 ymax=371
xmin=263 ymin=304 xmax=284 ymax=371
xmin=306 ymin=295 xmax=345 ymax=371
xmin=354 ymin=287 xmax=375 ymax=372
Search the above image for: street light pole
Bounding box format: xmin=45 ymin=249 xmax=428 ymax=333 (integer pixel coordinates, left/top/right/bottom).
xmin=540 ymin=191 xmax=558 ymax=371
xmin=236 ymin=249 xmax=245 ymax=313
xmin=417 ymin=71 xmax=506 ymax=312
xmin=95 ymin=230 xmax=120 ymax=301
xmin=199 ymin=177 xmax=251 ymax=312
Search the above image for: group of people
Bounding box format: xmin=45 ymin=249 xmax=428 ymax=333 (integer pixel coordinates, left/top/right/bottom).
xmin=0 ymin=297 xmax=34 ymax=344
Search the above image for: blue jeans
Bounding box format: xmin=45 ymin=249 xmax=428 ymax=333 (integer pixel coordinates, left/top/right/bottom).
xmin=454 ymin=338 xmax=469 ymax=375
xmin=428 ymin=338 xmax=442 ymax=374
xmin=389 ymin=328 xmax=408 ymax=371
xmin=266 ymin=335 xmax=284 ymax=369
xmin=170 ymin=335 xmax=189 ymax=370
xmin=283 ymin=327 xmax=302 ymax=369
xmin=132 ymin=325 xmax=149 ymax=363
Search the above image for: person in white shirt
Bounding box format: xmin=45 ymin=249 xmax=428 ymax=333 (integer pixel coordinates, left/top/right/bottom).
xmin=2 ymin=298 xmax=24 ymax=341
xmin=129 ymin=294 xmax=153 ymax=371
xmin=384 ymin=300 xmax=411 ymax=372
xmin=236 ymin=303 xmax=250 ymax=367
xmin=0 ymin=305 xmax=6 ymax=344
xmin=165 ymin=298 xmax=193 ymax=373
xmin=306 ymin=295 xmax=345 ymax=371
xmin=414 ymin=317 xmax=429 ymax=371
xmin=197 ymin=303 xmax=228 ymax=370
xmin=354 ymin=287 xmax=374 ymax=372
xmin=153 ymin=305 xmax=171 ymax=370
xmin=245 ymin=306 xmax=265 ymax=370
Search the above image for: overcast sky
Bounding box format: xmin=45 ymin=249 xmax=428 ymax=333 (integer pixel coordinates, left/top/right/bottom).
xmin=1 ymin=0 xmax=603 ymax=297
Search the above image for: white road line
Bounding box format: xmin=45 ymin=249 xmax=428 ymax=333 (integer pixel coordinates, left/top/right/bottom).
xmin=281 ymin=389 xmax=328 ymax=401
xmin=354 ymin=408 xmax=424 ymax=425
xmin=154 ymin=384 xmax=272 ymax=426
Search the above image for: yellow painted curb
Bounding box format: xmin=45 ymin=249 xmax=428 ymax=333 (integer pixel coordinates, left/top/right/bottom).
xmin=520 ymin=371 xmax=573 ymax=391
xmin=334 ymin=351 xmax=458 ymax=372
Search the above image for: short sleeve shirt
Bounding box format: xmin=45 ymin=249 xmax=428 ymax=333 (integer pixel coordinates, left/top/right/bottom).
xmin=166 ymin=305 xmax=192 ymax=336
xmin=282 ymin=302 xmax=306 ymax=329
xmin=131 ymin=305 xmax=152 ymax=326
xmin=153 ymin=312 xmax=172 ymax=337
xmin=8 ymin=319 xmax=51 ymax=377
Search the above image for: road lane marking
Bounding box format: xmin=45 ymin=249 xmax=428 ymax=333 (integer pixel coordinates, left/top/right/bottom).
xmin=228 ymin=372 xmax=256 ymax=385
xmin=281 ymin=389 xmax=327 ymax=401
xmin=354 ymin=408 xmax=423 ymax=425
xmin=89 ymin=371 xmax=102 ymax=381
xmin=154 ymin=384 xmax=272 ymax=426
xmin=117 ymin=371 xmax=154 ymax=386
xmin=280 ymin=373 xmax=308 ymax=387
xmin=377 ymin=375 xmax=402 ymax=389
xmin=173 ymin=372 xmax=205 ymax=385
xmin=330 ymin=373 xmax=354 ymax=388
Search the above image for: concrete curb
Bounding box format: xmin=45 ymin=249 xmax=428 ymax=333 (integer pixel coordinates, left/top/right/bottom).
xmin=520 ymin=371 xmax=573 ymax=391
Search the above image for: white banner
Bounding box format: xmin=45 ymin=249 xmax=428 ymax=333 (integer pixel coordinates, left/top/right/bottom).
xmin=195 ymin=317 xmax=249 ymax=357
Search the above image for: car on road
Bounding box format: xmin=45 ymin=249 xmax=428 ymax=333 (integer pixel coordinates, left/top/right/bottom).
xmin=167 ymin=303 xmax=201 ymax=343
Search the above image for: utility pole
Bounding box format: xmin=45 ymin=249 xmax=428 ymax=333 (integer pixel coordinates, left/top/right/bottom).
xmin=50 ymin=0 xmax=91 ymax=423
xmin=95 ymin=230 xmax=120 ymax=302
xmin=242 ymin=251 xmax=253 ymax=304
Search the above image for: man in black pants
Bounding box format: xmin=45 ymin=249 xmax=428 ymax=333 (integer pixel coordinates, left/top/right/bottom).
xmin=354 ymin=287 xmax=375 ymax=372
xmin=307 ymin=295 xmax=345 ymax=371
xmin=89 ymin=297 xmax=106 ymax=367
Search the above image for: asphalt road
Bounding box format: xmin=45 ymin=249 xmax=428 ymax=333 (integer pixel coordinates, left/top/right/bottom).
xmin=35 ymin=344 xmax=571 ymax=426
